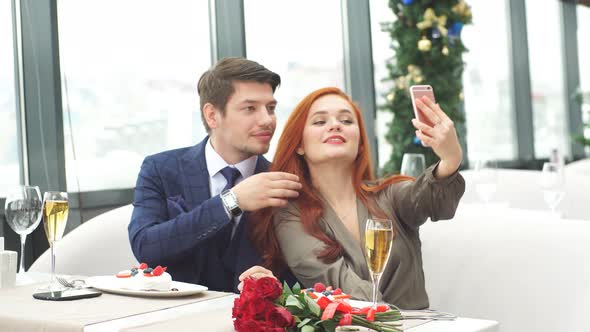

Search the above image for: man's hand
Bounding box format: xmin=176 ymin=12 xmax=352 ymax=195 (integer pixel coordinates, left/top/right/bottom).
xmin=237 ymin=265 xmax=276 ymax=292
xmin=232 ymin=172 xmax=302 ymax=211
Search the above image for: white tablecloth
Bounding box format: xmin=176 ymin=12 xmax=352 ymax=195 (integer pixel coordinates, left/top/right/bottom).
xmin=13 ymin=270 xmax=499 ymax=332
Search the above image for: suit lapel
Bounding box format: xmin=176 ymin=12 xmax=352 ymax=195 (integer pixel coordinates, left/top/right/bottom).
xmin=254 ymin=156 xmax=271 ymax=174
xmin=181 ymin=137 xmax=211 ymax=207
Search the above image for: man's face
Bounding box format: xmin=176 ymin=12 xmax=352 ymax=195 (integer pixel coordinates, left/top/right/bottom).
xmin=211 ymin=81 xmax=277 ymax=163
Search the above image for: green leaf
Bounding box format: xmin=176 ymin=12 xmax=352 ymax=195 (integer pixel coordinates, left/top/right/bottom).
xmin=292 ymin=282 xmax=301 ymax=294
xmin=286 ymin=295 xmax=304 ymax=310
xmin=305 ymin=294 xmax=321 ymax=317
xmin=319 ymin=319 xmax=338 ymax=332
xmin=297 ymin=317 xmax=313 ymax=328
xmin=283 ymin=281 xmax=293 ymax=296
xmin=301 ymin=325 xmax=316 ymax=332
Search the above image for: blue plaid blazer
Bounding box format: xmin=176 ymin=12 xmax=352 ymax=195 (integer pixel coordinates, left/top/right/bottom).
xmin=128 ymin=136 xmax=275 ymax=292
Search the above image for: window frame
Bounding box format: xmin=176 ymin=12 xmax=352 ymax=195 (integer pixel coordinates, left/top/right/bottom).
xmin=7 ymin=0 xmax=588 ymax=263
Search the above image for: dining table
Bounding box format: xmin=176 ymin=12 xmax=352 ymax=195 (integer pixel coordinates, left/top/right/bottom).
xmin=0 ymin=272 xmax=499 ymax=332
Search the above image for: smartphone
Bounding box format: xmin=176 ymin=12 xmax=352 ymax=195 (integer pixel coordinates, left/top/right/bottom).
xmin=33 ymin=288 xmax=102 ymax=301
xmin=409 ymin=85 xmax=436 ymax=127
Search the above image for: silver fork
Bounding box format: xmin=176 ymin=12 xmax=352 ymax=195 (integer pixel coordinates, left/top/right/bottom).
xmin=55 ymin=276 xmax=87 ymax=289
xmin=388 ymin=304 xmax=456 ymax=321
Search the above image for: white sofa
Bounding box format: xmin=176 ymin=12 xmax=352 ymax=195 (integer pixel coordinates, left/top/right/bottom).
xmin=565 ymin=158 xmax=590 ymax=177
xmin=420 ymin=203 xmax=590 ymax=332
xmin=29 ymin=204 xmax=138 ymax=276
xmin=460 ymin=169 xmax=590 ymax=220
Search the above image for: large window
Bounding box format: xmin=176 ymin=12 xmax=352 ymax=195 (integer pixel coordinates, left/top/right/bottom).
xmin=0 ymin=0 xmax=20 ymax=192
xmin=370 ymin=0 xmax=396 ymax=170
xmin=462 ymin=0 xmax=517 ymax=162
xmin=244 ymin=0 xmax=345 ymax=159
xmin=57 ymin=1 xmax=211 ymax=192
xmin=526 ymin=0 xmax=569 ymax=159
xmin=578 ymin=5 xmax=590 ymax=148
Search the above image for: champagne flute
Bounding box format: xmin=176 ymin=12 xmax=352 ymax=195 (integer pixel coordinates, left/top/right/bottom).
xmin=4 ymin=185 xmax=43 ymax=274
xmin=473 ymin=159 xmax=498 ymax=204
xmin=42 ymin=191 xmax=69 ymax=290
xmin=400 ymin=153 xmax=426 ymax=177
xmin=541 ymin=162 xmax=565 ymax=216
xmin=364 ymin=218 xmax=393 ymax=309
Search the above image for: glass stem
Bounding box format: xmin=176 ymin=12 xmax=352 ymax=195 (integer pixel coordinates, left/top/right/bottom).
xmin=371 ymin=272 xmax=382 ymax=309
xmin=50 ymin=243 xmax=55 ymax=285
xmin=19 ymin=234 xmax=26 ymax=273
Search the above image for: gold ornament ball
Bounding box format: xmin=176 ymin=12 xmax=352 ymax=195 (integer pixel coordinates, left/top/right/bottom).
xmin=418 ymin=38 xmax=432 ymax=52
xmin=386 ymin=92 xmax=395 ymax=102
xmin=442 ymin=46 xmax=449 ymax=56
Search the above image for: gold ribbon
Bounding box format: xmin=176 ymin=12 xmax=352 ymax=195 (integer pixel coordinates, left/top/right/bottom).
xmin=452 ymin=0 xmax=472 ymax=19
xmin=395 ymin=65 xmax=424 ymax=90
xmin=416 ymin=8 xmax=448 ymax=37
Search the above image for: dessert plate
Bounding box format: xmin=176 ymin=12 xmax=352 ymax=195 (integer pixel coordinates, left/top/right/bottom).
xmin=86 ymin=276 xmax=208 ymax=298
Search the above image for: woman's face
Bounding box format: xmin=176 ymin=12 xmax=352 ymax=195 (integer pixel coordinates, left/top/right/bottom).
xmin=297 ymin=94 xmax=361 ymax=165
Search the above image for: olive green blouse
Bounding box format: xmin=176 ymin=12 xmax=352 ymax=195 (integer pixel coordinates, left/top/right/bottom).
xmin=273 ymin=164 xmax=465 ymax=309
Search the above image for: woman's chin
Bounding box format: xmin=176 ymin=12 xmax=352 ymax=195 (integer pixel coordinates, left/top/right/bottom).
xmin=313 ymin=154 xmax=357 ymax=165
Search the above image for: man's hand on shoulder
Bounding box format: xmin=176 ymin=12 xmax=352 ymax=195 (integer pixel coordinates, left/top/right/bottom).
xmin=232 ymin=172 xmax=301 ymax=211
xmin=237 ymin=266 xmax=276 ymax=292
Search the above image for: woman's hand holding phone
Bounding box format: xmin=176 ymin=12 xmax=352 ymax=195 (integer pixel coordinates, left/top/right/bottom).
xmin=410 ymin=95 xmax=462 ymax=179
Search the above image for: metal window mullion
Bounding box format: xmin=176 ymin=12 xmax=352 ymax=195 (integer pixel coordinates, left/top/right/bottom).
xmin=341 ymin=0 xmax=378 ymax=170
xmin=560 ymin=1 xmax=584 ymax=160
xmin=20 ymin=0 xmax=65 ymax=263
xmin=12 ymin=0 xmax=27 ymax=186
xmin=211 ymin=0 xmax=246 ymax=60
xmin=507 ymin=0 xmax=535 ymax=162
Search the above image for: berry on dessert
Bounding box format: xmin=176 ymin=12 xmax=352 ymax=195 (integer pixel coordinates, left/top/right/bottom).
xmin=313 ymin=282 xmax=326 ymax=292
xmin=303 ymin=285 xmax=352 ymax=302
xmin=115 ymin=264 xmax=172 ymax=291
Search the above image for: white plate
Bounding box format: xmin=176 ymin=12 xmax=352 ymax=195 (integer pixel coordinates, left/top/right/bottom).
xmin=348 ymin=299 xmax=374 ymax=309
xmin=86 ymin=276 xmax=208 ymax=298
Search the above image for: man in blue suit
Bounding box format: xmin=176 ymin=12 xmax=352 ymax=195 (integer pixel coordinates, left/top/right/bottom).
xmin=128 ymin=58 xmax=301 ymax=292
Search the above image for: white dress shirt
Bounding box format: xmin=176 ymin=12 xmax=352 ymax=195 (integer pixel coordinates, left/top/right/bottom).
xmin=205 ymin=138 xmax=257 ymax=237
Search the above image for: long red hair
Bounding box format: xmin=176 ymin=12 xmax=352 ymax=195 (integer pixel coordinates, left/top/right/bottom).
xmin=250 ymin=87 xmax=412 ymax=273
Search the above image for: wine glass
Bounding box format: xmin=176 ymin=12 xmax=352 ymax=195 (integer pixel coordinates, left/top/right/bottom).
xmin=541 ymin=162 xmax=565 ymax=216
xmin=4 ymin=185 xmax=43 ymax=274
xmin=41 ymin=191 xmax=69 ymax=290
xmin=400 ymin=153 xmax=426 ymax=177
xmin=364 ymin=218 xmax=393 ymax=309
xmin=473 ymin=159 xmax=498 ymax=204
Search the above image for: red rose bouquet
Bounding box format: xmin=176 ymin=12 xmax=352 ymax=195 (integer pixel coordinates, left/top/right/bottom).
xmin=232 ymin=277 xmax=401 ymax=332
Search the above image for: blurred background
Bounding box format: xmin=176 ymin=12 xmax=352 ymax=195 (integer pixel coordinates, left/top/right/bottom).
xmin=1 ymin=0 xmax=589 ymax=266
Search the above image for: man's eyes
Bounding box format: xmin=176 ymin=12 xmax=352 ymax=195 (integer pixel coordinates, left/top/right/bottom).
xmin=242 ymin=105 xmax=276 ymax=113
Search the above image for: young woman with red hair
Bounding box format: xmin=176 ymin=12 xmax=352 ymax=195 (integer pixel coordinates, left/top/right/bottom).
xmin=250 ymin=87 xmax=464 ymax=309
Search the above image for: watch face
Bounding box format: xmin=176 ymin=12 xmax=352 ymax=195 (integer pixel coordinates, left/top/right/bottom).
xmin=222 ymin=190 xmax=242 ymax=217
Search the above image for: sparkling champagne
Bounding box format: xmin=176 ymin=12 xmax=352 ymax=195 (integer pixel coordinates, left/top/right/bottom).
xmin=365 ymin=228 xmax=393 ymax=274
xmin=43 ymin=200 xmax=69 ymax=244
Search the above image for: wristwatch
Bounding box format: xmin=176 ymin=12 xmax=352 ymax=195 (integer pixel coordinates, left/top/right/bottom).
xmin=220 ymin=189 xmax=243 ymax=217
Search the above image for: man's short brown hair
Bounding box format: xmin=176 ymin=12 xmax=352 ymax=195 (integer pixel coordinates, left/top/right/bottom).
xmin=197 ymin=57 xmax=281 ymax=132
